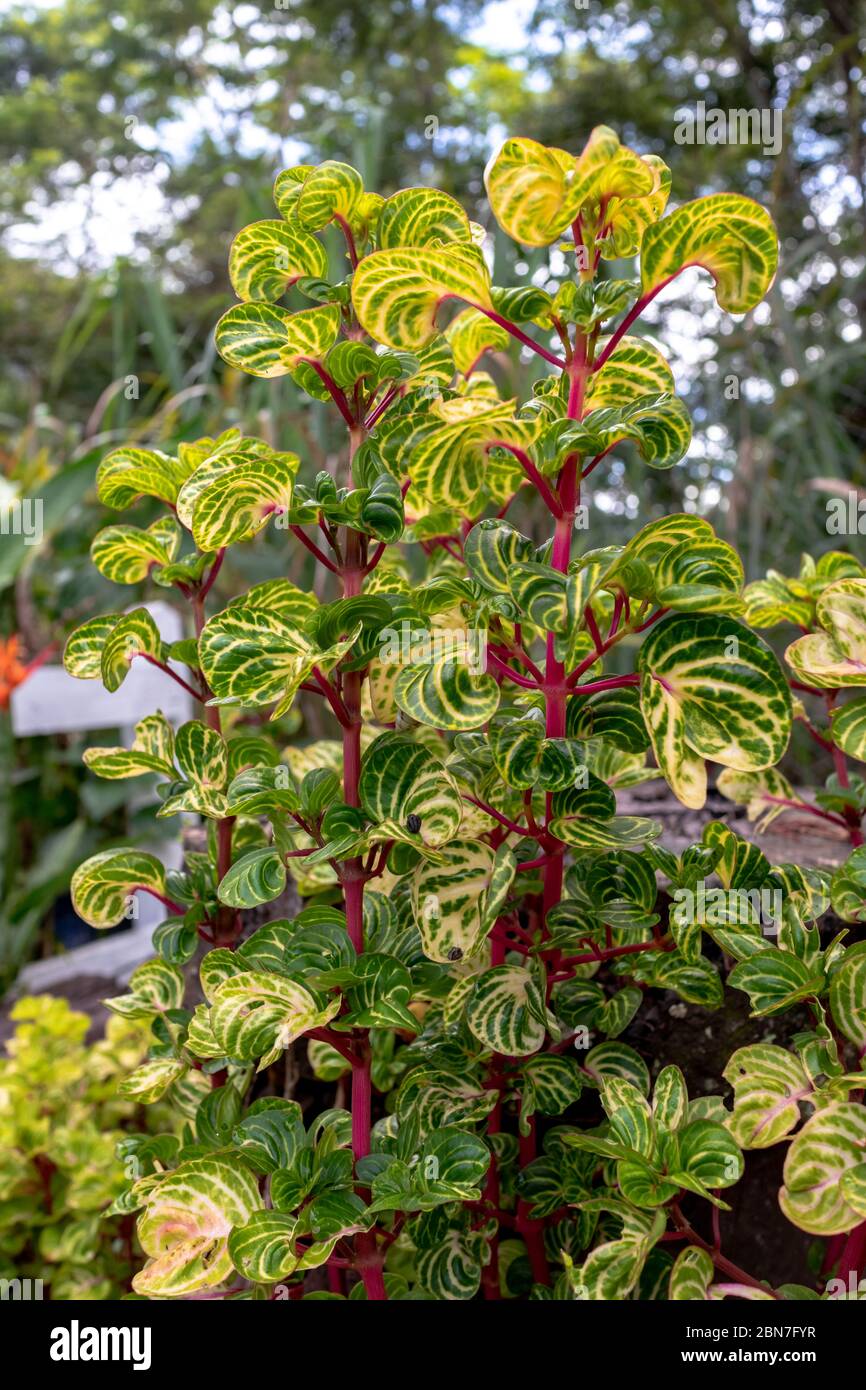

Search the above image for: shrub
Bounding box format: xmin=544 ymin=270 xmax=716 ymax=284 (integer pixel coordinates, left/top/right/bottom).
xmin=0 ymin=995 xmax=170 ymax=1298
xmin=64 ymin=128 xmax=866 ymax=1301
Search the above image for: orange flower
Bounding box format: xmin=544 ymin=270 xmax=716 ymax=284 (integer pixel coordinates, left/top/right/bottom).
xmin=0 ymin=636 xmax=56 ymax=711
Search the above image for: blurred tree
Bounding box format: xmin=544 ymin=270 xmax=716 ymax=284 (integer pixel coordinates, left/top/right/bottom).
xmin=0 ymin=0 xmax=863 ymax=574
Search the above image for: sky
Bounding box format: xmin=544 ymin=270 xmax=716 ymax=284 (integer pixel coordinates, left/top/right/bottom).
xmin=4 ymin=0 xmax=543 ymax=265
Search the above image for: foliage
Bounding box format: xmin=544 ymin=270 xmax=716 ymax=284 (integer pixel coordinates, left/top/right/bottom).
xmin=62 ymin=127 xmax=866 ymax=1302
xmin=0 ymin=995 xmax=171 ymax=1298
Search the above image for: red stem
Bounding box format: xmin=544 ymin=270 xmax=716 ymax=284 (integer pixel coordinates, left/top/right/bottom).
xmin=139 ymin=653 xmax=203 ymax=702
xmin=487 ymin=441 xmax=563 ymax=517
xmin=289 ymin=525 xmax=340 ymax=573
xmin=199 ymin=548 xmax=225 ymax=601
xmin=470 ymin=303 xmax=566 ymax=369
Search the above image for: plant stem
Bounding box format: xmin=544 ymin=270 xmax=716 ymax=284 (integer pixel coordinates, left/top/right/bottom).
xmin=487 ymin=441 xmax=563 ymax=517
xmin=669 ymin=1204 xmax=779 ymax=1298
xmin=334 ymin=436 xmax=387 ymax=1301
xmin=471 ymin=304 xmax=565 ymax=369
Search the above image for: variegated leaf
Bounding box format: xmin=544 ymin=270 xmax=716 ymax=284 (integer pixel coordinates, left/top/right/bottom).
xmin=464 ymin=518 xmax=535 ymax=593
xmin=830 ymin=697 xmax=866 ymax=761
xmin=191 ymin=452 xmax=298 ymax=549
xmin=97 ymin=446 xmax=193 ymax=510
xmin=90 ymin=517 xmax=181 ymax=584
xmin=728 ymin=950 xmax=824 ymax=1017
xmin=71 ymin=848 xmax=165 ymax=928
xmin=209 ymin=970 xmax=340 ymax=1065
xmin=465 ymin=965 xmax=547 ymax=1056
xmin=586 ymin=336 xmax=673 ymax=410
xmin=722 ymin=1044 xmax=813 ymax=1149
xmin=133 ymin=1157 xmax=262 ymax=1297
xmin=715 ymin=767 xmax=801 ymax=833
xmin=199 ymin=603 xmax=353 ymax=717
xmin=743 ymin=573 xmax=813 ymax=629
xmin=484 ymin=127 xmax=626 ymax=246
xmin=359 ymin=732 xmax=463 ymax=849
xmin=283 ymin=159 xmax=363 ymax=232
xmin=215 ymin=302 xmax=341 ymax=378
xmin=411 ymin=840 xmax=514 ymax=963
xmin=104 ymin=958 xmax=185 ymax=1018
xmin=640 ymin=194 xmax=778 ymax=313
xmin=117 ymin=1058 xmax=187 ymax=1103
xmin=83 ymin=711 xmax=176 ymax=779
xmin=830 ymin=847 xmax=866 ymax=923
xmin=444 ymin=307 xmax=508 ymax=375
xmin=100 ymin=608 xmax=165 ymax=692
xmin=829 ymin=948 xmax=866 ymax=1046
xmin=669 ymin=1246 xmax=714 ymax=1301
xmin=416 ymin=1228 xmax=489 ymax=1301
xmin=377 ymin=186 xmax=472 ymax=249
xmin=63 ymin=614 xmax=121 ymax=680
xmin=638 ymin=614 xmax=792 ymax=810
xmin=217 ymin=848 xmax=286 ymax=909
xmin=780 ymin=1104 xmax=866 ymax=1235
xmin=395 ymin=655 xmax=500 ymax=731
xmin=351 ymin=244 xmax=493 ymax=350
xmin=228 ymin=220 xmax=327 ymax=302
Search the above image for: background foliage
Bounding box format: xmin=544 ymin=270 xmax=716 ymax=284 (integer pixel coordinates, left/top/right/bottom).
xmin=0 ymin=0 xmax=863 ymax=963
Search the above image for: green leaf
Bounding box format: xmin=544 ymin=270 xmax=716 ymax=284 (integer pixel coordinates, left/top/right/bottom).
xmin=351 ymin=244 xmax=492 ymax=350
xmin=134 ymin=1157 xmax=263 ymax=1297
xmin=466 ymin=965 xmax=548 ymax=1056
xmin=640 ymin=194 xmax=778 ymax=313
xmin=728 ymin=951 xmax=824 ymax=1017
xmin=215 ymin=302 xmax=341 ymax=378
xmin=638 ymin=614 xmax=792 ymax=810
xmin=229 ymin=220 xmax=328 ymax=302
xmin=780 ymin=1103 xmax=866 ymax=1235
xmin=71 ymin=848 xmax=165 ymax=928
